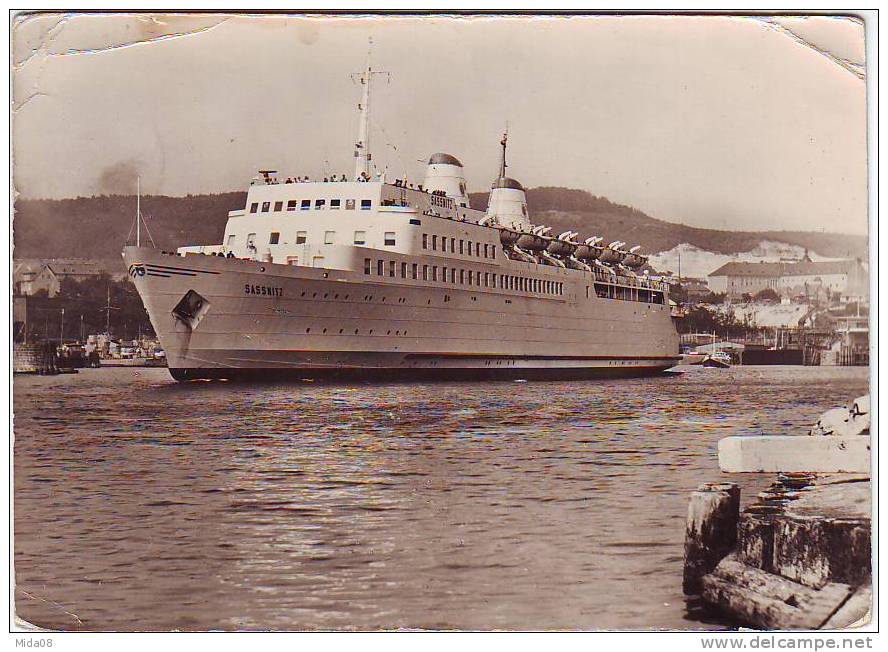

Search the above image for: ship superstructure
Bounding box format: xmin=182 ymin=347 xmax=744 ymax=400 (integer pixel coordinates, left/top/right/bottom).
xmin=124 ymin=48 xmax=680 ymax=381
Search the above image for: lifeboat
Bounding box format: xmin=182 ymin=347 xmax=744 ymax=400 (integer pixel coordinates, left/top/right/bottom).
xmin=499 ymin=228 xmax=521 ymax=247
xmin=574 ymin=236 xmax=604 ymax=262
xmin=516 ymin=225 xmax=551 ymax=252
xmin=599 ymin=240 xmax=627 ymax=264
xmin=546 ymin=231 xmax=578 ymax=257
xmin=622 ymin=245 xmax=647 ymax=269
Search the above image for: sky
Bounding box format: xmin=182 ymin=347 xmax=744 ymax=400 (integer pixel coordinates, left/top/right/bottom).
xmin=12 ymin=13 xmax=868 ymax=235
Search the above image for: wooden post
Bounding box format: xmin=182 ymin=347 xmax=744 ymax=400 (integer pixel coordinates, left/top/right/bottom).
xmin=683 ymin=482 xmax=740 ymax=595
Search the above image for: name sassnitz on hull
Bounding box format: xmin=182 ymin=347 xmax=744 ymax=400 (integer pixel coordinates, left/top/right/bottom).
xmin=123 ymin=43 xmax=681 ymax=382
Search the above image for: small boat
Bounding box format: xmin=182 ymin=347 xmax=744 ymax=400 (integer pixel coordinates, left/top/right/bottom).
xmin=516 ymin=225 xmax=551 ymax=251
xmin=701 ymin=351 xmax=732 ymax=368
xmin=599 ymin=240 xmax=627 ymax=264
xmin=574 ymin=236 xmax=604 ymax=262
xmin=546 ymin=231 xmax=578 ymax=257
xmin=622 ymin=245 xmax=647 ymax=268
xmin=499 ymin=227 xmax=521 ymax=246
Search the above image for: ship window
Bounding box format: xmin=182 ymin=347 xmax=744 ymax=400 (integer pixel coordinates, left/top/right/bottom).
xmin=274 ymin=201 xmax=283 ymax=212
xmin=227 ymin=234 xmax=236 ymax=247
xmin=484 ymin=244 xmax=489 ymax=258
xmin=467 ymin=270 xmax=473 ymax=285
xmin=433 ymin=266 xmax=438 ymax=282
xmin=301 ymin=199 xmax=311 ymax=210
xmin=484 ymin=272 xmax=490 ymax=287
xmin=345 ymin=199 xmax=356 ymax=210
xmin=412 ymin=263 xmax=418 ymax=279
xmin=459 ymin=269 xmax=465 ymax=285
xmin=315 ymin=199 xmax=326 ymax=210
xmin=361 ymin=199 xmax=372 ymax=210
xmin=354 ymin=231 xmax=366 ymax=245
xmin=269 ymin=232 xmax=280 ymax=245
xmin=246 ymin=233 xmax=257 ymax=248
xmin=324 ymin=231 xmax=335 ymax=244
xmin=364 ymin=258 xmax=371 ymax=275
xmin=250 ymin=202 xmax=259 ymax=214
xmin=423 ymin=265 xmax=429 ymax=281
xmin=450 ymin=268 xmax=456 ymax=283
xmin=296 ymin=231 xmax=307 ymax=244
xmin=432 ymin=235 xmax=438 ymax=250
xmin=261 ymin=202 xmax=271 ymax=212
xmin=459 ymin=240 xmax=464 ymax=255
xmin=401 ymin=262 xmax=407 ymax=278
xmin=287 ymin=200 xmax=297 ymax=211
xmin=442 ymin=267 xmax=448 ymax=283
xmin=389 ymin=261 xmax=396 ymax=277
xmin=384 ymin=232 xmax=396 ymax=246
xmin=422 ymin=234 xmax=428 ymax=249
xmin=490 ymin=245 xmax=496 ymax=259
xmin=377 ymin=260 xmax=384 ymax=276
xmin=331 ymin=199 xmax=341 ymax=209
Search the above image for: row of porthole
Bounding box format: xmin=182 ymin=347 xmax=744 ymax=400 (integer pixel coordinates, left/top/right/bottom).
xmin=303 ymin=327 xmax=409 ymax=336
xmin=300 ymin=290 xmax=351 ymax=300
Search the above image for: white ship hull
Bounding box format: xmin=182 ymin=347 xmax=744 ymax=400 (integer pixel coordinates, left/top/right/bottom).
xmin=124 ymin=247 xmax=680 ymax=381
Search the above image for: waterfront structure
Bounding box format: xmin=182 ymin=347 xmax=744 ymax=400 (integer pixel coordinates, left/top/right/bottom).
xmin=13 ymin=261 xmax=61 ymax=297
xmin=707 ymin=258 xmax=867 ymax=300
xmin=13 ymin=258 xmax=126 ymax=297
xmin=123 ymin=50 xmax=680 ymax=381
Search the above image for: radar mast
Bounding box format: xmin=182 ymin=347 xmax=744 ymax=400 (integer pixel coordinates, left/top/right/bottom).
xmin=352 ymin=38 xmax=390 ymax=180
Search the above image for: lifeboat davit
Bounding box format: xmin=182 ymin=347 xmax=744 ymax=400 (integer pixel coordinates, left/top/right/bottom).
xmin=547 ymin=231 xmax=578 ymax=257
xmin=622 ymin=245 xmax=647 ymax=269
xmin=574 ymin=236 xmax=604 ymax=262
xmin=516 ymin=225 xmax=551 ymax=252
xmin=599 ymin=240 xmax=627 ymax=264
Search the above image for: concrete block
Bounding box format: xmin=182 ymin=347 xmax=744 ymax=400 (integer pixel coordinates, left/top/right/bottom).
xmin=718 ymin=436 xmax=871 ymax=474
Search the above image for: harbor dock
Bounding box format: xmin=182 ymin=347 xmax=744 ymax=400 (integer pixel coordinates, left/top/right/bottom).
xmin=683 ymin=397 xmax=872 ymax=629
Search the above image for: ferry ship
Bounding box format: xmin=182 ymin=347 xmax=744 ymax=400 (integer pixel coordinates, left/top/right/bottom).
xmin=123 ymin=50 xmax=681 ymax=381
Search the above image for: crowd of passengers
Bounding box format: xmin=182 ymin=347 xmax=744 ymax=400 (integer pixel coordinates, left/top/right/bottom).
xmin=264 ymin=172 xmax=449 ymax=195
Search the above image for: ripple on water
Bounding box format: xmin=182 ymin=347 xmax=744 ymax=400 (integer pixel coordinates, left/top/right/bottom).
xmin=13 ymin=365 xmax=868 ymax=631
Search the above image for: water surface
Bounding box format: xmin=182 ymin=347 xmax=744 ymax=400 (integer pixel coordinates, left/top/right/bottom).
xmin=13 ymin=365 xmax=868 ymax=630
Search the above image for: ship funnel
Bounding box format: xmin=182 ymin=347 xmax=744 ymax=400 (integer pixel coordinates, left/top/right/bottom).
xmin=484 ymin=131 xmax=532 ymax=230
xmin=423 ymin=153 xmax=470 ymax=208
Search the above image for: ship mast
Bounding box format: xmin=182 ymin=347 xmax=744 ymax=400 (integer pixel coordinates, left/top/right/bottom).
xmin=499 ymin=128 xmax=509 ymax=178
xmin=136 ymin=176 xmax=141 ymax=247
xmin=352 ymin=38 xmax=389 ymax=180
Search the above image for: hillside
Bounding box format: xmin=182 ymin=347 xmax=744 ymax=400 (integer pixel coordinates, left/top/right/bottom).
xmin=13 ymin=188 xmax=866 ymax=262
xmin=470 ymin=188 xmax=867 ymax=260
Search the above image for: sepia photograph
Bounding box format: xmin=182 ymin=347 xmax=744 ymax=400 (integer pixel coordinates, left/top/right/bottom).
xmin=9 ymin=8 xmax=874 ymax=638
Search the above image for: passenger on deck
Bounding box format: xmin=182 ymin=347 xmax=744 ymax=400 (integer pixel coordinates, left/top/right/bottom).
xmin=340 ymin=175 xmax=347 ymax=182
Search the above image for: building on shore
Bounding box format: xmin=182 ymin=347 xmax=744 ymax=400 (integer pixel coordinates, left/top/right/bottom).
xmin=12 ymin=258 xmax=127 ymax=297
xmin=707 ymin=257 xmax=867 ymax=301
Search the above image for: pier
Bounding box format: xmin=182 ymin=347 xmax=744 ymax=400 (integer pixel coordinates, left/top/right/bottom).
xmin=683 ymin=398 xmax=872 ymax=629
